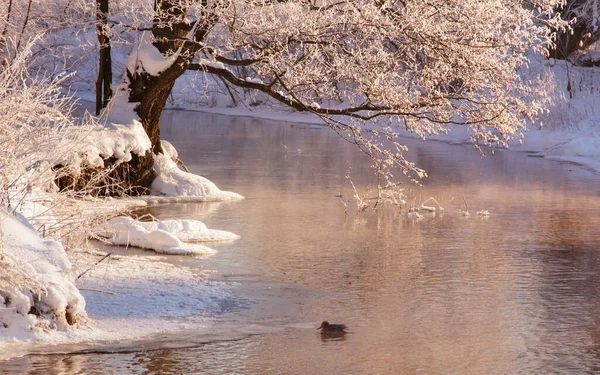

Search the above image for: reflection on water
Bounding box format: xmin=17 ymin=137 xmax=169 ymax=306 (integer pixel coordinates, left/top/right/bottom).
xmin=5 ymin=110 xmax=600 ymax=374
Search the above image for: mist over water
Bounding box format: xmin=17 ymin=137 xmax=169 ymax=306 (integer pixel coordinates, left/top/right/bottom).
xmin=5 ymin=111 xmax=600 ymax=374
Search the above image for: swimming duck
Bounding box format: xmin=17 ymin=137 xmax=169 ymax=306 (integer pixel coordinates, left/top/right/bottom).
xmin=317 ymin=321 xmax=347 ymax=333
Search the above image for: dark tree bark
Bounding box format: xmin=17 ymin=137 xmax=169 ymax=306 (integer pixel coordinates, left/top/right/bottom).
xmin=116 ymin=0 xmax=213 ymax=192
xmin=95 ymin=0 xmax=112 ymax=115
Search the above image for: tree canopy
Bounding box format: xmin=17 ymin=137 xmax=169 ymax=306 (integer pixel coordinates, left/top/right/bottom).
xmin=1 ymin=0 xmax=573 ymax=188
xmin=124 ymin=0 xmax=567 ymax=181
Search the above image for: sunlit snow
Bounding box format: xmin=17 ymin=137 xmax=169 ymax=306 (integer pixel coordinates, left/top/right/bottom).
xmin=0 ymin=212 xmax=87 ymax=341
xmin=94 ymin=216 xmax=239 ymax=255
xmin=152 ymin=153 xmax=244 ymax=201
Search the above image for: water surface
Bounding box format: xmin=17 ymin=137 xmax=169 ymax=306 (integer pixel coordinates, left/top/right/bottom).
xmin=4 ymin=111 xmax=600 ymax=374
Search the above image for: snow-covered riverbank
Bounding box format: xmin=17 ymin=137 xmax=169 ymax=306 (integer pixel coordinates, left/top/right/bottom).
xmin=0 ymin=231 xmax=235 ymax=361
xmin=0 ymin=93 xmax=244 ymax=360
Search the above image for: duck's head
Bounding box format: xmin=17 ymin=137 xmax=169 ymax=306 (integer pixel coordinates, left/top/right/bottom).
xmin=318 ymin=321 xmax=330 ymax=330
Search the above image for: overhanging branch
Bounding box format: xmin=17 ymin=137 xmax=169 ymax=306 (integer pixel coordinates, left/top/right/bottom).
xmin=188 ymin=62 xmax=505 ymax=126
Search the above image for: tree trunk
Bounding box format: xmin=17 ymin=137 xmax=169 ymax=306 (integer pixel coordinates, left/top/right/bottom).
xmin=115 ymin=0 xmax=212 ymax=192
xmin=59 ymin=0 xmax=204 ymax=196
xmin=127 ymin=70 xmax=179 ymax=155
xmin=95 ymin=0 xmax=112 ymax=115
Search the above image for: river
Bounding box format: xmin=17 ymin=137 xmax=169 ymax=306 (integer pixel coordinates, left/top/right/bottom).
xmin=3 ymin=111 xmax=600 ymax=374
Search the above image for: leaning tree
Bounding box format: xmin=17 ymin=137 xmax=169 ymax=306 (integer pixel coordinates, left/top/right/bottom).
xmin=100 ymin=0 xmax=568 ymax=192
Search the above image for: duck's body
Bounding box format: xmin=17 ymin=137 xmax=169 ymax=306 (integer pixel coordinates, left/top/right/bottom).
xmin=318 ymin=321 xmax=347 ymax=333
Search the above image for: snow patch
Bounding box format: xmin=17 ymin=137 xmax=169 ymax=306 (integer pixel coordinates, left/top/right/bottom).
xmin=0 ymin=212 xmax=87 ymax=341
xmin=198 ymin=58 xmax=226 ymax=70
xmin=76 ymin=121 xmax=151 ymax=169
xmin=101 ymin=86 xmax=141 ymax=126
xmin=245 ymin=77 xmax=263 ymax=84
xmin=127 ymin=32 xmax=180 ymax=77
xmin=57 ymin=89 xmax=152 ymax=173
xmin=161 ymin=140 xmax=179 ymax=160
xmin=94 ymin=216 xmax=230 ymax=255
xmin=133 ymin=218 xmax=239 ymax=242
xmin=152 ymin=153 xmax=244 ymax=201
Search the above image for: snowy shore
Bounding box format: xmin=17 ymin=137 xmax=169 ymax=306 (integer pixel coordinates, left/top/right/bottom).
xmin=0 ymin=211 xmax=243 ymax=361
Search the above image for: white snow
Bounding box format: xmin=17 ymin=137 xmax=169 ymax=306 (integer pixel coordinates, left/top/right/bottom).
xmin=127 ymin=32 xmax=180 ymax=77
xmin=522 ymin=116 xmax=600 ymax=172
xmin=152 ymin=153 xmax=244 ymax=201
xmin=245 ymin=77 xmax=263 ymax=84
xmin=198 ymin=58 xmax=226 ymax=70
xmin=94 ymin=216 xmax=239 ymax=255
xmin=133 ymin=218 xmax=239 ymax=242
xmin=50 ymin=88 xmax=152 ymax=174
xmin=103 ymin=86 xmax=142 ymax=126
xmin=64 ymin=120 xmax=152 ymax=170
xmin=0 ymin=211 xmax=87 ymax=341
xmin=161 ymin=140 xmax=179 ymax=160
xmin=0 ymin=251 xmax=237 ymax=361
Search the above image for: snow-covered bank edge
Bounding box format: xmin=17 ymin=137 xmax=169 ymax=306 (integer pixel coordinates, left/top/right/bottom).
xmin=1 ymin=197 xmax=246 ymax=362
xmin=0 ymin=277 xmax=319 ymax=364
xmin=0 ymin=247 xmax=244 ymax=362
xmin=0 ymin=213 xmax=87 ymax=345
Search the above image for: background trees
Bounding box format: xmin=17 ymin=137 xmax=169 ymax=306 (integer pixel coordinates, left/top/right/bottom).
xmin=549 ymin=0 xmax=600 ymax=60
xmin=96 ymin=0 xmax=113 ymax=114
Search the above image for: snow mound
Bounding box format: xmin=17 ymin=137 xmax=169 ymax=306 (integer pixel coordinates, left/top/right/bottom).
xmin=0 ymin=212 xmax=87 ymax=340
xmin=133 ymin=218 xmax=240 ymax=242
xmin=52 ymin=88 xmax=152 ymax=173
xmin=152 ymin=153 xmax=244 ymax=201
xmin=95 ymin=216 xmax=239 ymax=255
xmin=67 ymin=121 xmax=152 ymax=170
